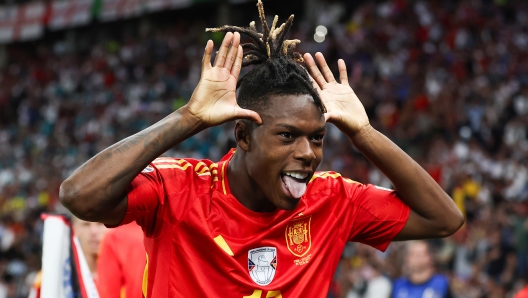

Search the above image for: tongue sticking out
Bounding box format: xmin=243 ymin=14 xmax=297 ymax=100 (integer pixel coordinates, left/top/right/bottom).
xmin=283 ymin=175 xmax=307 ymax=198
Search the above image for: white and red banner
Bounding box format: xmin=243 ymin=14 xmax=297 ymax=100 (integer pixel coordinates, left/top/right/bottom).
xmin=99 ymin=0 xmax=143 ymax=22
xmin=39 ymin=214 xmax=99 ymax=298
xmin=48 ymin=0 xmax=93 ymax=31
xmin=0 ymin=2 xmax=45 ymax=44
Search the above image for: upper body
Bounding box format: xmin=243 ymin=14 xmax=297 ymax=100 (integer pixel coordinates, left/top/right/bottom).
xmin=29 ymin=217 xmax=106 ymax=298
xmin=392 ymin=241 xmax=450 ymax=298
xmin=392 ymin=274 xmax=449 ymax=298
xmin=59 ymin=1 xmax=464 ymax=296
xmin=97 ymin=222 xmax=145 ymax=298
xmin=121 ymin=149 xmax=408 ymax=297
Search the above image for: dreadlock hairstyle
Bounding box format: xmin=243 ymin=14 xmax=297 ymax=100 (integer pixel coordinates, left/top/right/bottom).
xmin=206 ymin=0 xmax=326 ymax=115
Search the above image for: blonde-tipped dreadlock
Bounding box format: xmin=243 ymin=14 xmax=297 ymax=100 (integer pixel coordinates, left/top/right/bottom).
xmin=206 ymin=0 xmax=326 ymax=116
xmin=206 ymin=0 xmax=304 ymax=66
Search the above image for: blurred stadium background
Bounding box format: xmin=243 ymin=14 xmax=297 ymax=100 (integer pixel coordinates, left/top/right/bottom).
xmin=0 ymin=0 xmax=527 ymax=297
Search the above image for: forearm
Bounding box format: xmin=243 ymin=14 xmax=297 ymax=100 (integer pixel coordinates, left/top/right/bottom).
xmin=60 ymin=106 xmax=202 ymax=221
xmin=348 ymin=125 xmax=463 ymax=234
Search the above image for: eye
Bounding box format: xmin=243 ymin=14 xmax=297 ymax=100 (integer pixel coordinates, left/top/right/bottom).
xmin=311 ymin=134 xmax=324 ymax=142
xmin=280 ymin=132 xmax=293 ymax=139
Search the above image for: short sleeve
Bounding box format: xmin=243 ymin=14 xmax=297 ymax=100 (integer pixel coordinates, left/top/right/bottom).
xmin=346 ymin=184 xmax=410 ymax=251
xmin=119 ymin=164 xmax=165 ymax=231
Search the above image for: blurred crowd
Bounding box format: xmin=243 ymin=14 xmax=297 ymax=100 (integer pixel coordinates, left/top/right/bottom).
xmin=0 ymin=0 xmax=527 ymax=297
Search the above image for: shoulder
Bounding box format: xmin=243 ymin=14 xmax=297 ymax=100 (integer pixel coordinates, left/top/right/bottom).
xmin=392 ymin=277 xmax=408 ymax=287
xmin=394 ymin=277 xmax=407 ymax=285
xmin=308 ymin=171 xmax=362 ymax=192
xmin=147 ymin=157 xmax=216 ymax=185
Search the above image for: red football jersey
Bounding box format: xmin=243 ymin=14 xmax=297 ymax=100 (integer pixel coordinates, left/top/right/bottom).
xmin=97 ymin=222 xmax=145 ymax=298
xmin=119 ymin=149 xmax=410 ymax=297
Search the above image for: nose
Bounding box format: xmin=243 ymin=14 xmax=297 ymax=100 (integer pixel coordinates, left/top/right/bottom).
xmin=293 ymin=137 xmax=316 ymax=163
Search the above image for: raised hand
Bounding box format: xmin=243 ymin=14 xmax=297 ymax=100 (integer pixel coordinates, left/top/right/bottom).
xmin=304 ymin=52 xmax=369 ymax=136
xmin=186 ymin=32 xmax=262 ymax=128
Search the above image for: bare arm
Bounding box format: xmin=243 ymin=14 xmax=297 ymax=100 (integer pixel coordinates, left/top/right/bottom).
xmin=59 ymin=109 xmax=200 ymax=225
xmin=304 ymin=52 xmax=464 ymax=240
xmin=349 ymin=125 xmax=464 ymax=239
xmin=60 ymin=32 xmax=261 ymax=226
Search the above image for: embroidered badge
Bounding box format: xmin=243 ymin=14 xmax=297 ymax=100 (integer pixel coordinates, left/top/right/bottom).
xmin=285 ymin=216 xmax=311 ymax=257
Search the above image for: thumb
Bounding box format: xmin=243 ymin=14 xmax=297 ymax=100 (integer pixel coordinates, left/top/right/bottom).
xmin=233 ymin=107 xmax=262 ymax=125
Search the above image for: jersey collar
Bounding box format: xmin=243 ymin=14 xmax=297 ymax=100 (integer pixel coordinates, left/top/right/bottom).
xmin=215 ymin=148 xmax=236 ymax=195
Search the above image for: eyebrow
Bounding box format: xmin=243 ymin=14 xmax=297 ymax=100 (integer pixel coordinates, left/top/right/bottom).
xmin=275 ymin=123 xmax=326 ymax=133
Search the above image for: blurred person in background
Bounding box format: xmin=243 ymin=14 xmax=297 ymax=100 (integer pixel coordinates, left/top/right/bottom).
xmin=345 ymin=244 xmax=392 ymax=298
xmin=72 ymin=216 xmax=108 ymax=280
xmin=392 ymin=241 xmax=450 ymax=298
xmin=97 ymin=222 xmax=145 ymax=298
xmin=28 ymin=216 xmax=107 ymax=298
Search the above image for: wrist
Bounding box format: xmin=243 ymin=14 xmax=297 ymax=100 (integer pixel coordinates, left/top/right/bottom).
xmin=348 ymin=123 xmax=375 ymax=145
xmin=346 ymin=121 xmax=372 ymax=138
xmin=172 ymin=106 xmax=207 ymax=136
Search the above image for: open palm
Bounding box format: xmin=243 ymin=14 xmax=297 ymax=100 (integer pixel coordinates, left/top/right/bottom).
xmin=186 ymin=32 xmax=261 ymax=128
xmin=304 ymin=52 xmax=369 ymax=135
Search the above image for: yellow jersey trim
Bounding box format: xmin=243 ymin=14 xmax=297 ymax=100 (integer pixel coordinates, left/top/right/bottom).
xmin=214 ymin=235 xmax=234 ymax=256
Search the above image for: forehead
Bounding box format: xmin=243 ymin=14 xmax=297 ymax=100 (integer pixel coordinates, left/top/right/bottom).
xmin=258 ymin=94 xmax=324 ymax=128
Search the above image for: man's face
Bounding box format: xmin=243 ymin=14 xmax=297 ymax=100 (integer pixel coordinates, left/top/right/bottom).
xmin=244 ymin=94 xmax=325 ymax=210
xmin=405 ymin=241 xmax=433 ymax=272
xmin=72 ymin=218 xmax=107 ymax=256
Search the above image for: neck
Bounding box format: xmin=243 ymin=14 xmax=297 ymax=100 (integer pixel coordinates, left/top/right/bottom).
xmin=409 ymin=267 xmax=434 ymax=284
xmin=85 ymin=253 xmax=98 ymax=276
xmin=228 ymin=151 xmax=276 ymax=212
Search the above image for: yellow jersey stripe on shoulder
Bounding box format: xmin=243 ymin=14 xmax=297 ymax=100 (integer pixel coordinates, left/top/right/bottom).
xmin=197 ymin=166 xmax=210 ymax=174
xmin=214 ymin=235 xmax=234 ymax=256
xmin=156 ymin=163 xmax=191 ymax=170
xmin=310 ymin=172 xmax=359 ymax=184
xmin=152 ymin=158 xmax=183 ymax=164
xmin=194 ymin=161 xmax=208 ymax=173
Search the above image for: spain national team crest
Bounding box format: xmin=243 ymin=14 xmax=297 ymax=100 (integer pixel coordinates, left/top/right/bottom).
xmin=247 ymin=247 xmax=277 ymax=286
xmin=285 ymin=216 xmax=312 ymax=257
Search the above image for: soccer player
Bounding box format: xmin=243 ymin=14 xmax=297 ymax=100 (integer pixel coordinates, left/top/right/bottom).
xmin=97 ymin=222 xmax=145 ymax=298
xmin=59 ymin=1 xmax=464 ymax=297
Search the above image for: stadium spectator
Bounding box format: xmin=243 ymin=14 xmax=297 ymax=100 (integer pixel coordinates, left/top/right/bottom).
xmin=72 ymin=217 xmax=108 ymax=279
xmin=28 ymin=216 xmax=107 ymax=297
xmin=392 ymin=241 xmax=450 ymax=298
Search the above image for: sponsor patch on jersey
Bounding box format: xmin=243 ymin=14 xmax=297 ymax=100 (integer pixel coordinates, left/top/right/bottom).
xmin=247 ymin=247 xmax=277 ymax=286
xmin=142 ymin=166 xmax=154 ymax=173
xmin=285 ymin=216 xmax=312 ymax=257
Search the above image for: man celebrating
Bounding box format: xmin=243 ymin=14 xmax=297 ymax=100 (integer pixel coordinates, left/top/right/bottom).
xmin=59 ymin=1 xmax=464 ymax=297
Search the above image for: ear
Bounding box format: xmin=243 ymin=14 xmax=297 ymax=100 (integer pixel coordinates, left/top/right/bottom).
xmin=234 ymin=120 xmax=252 ymax=151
